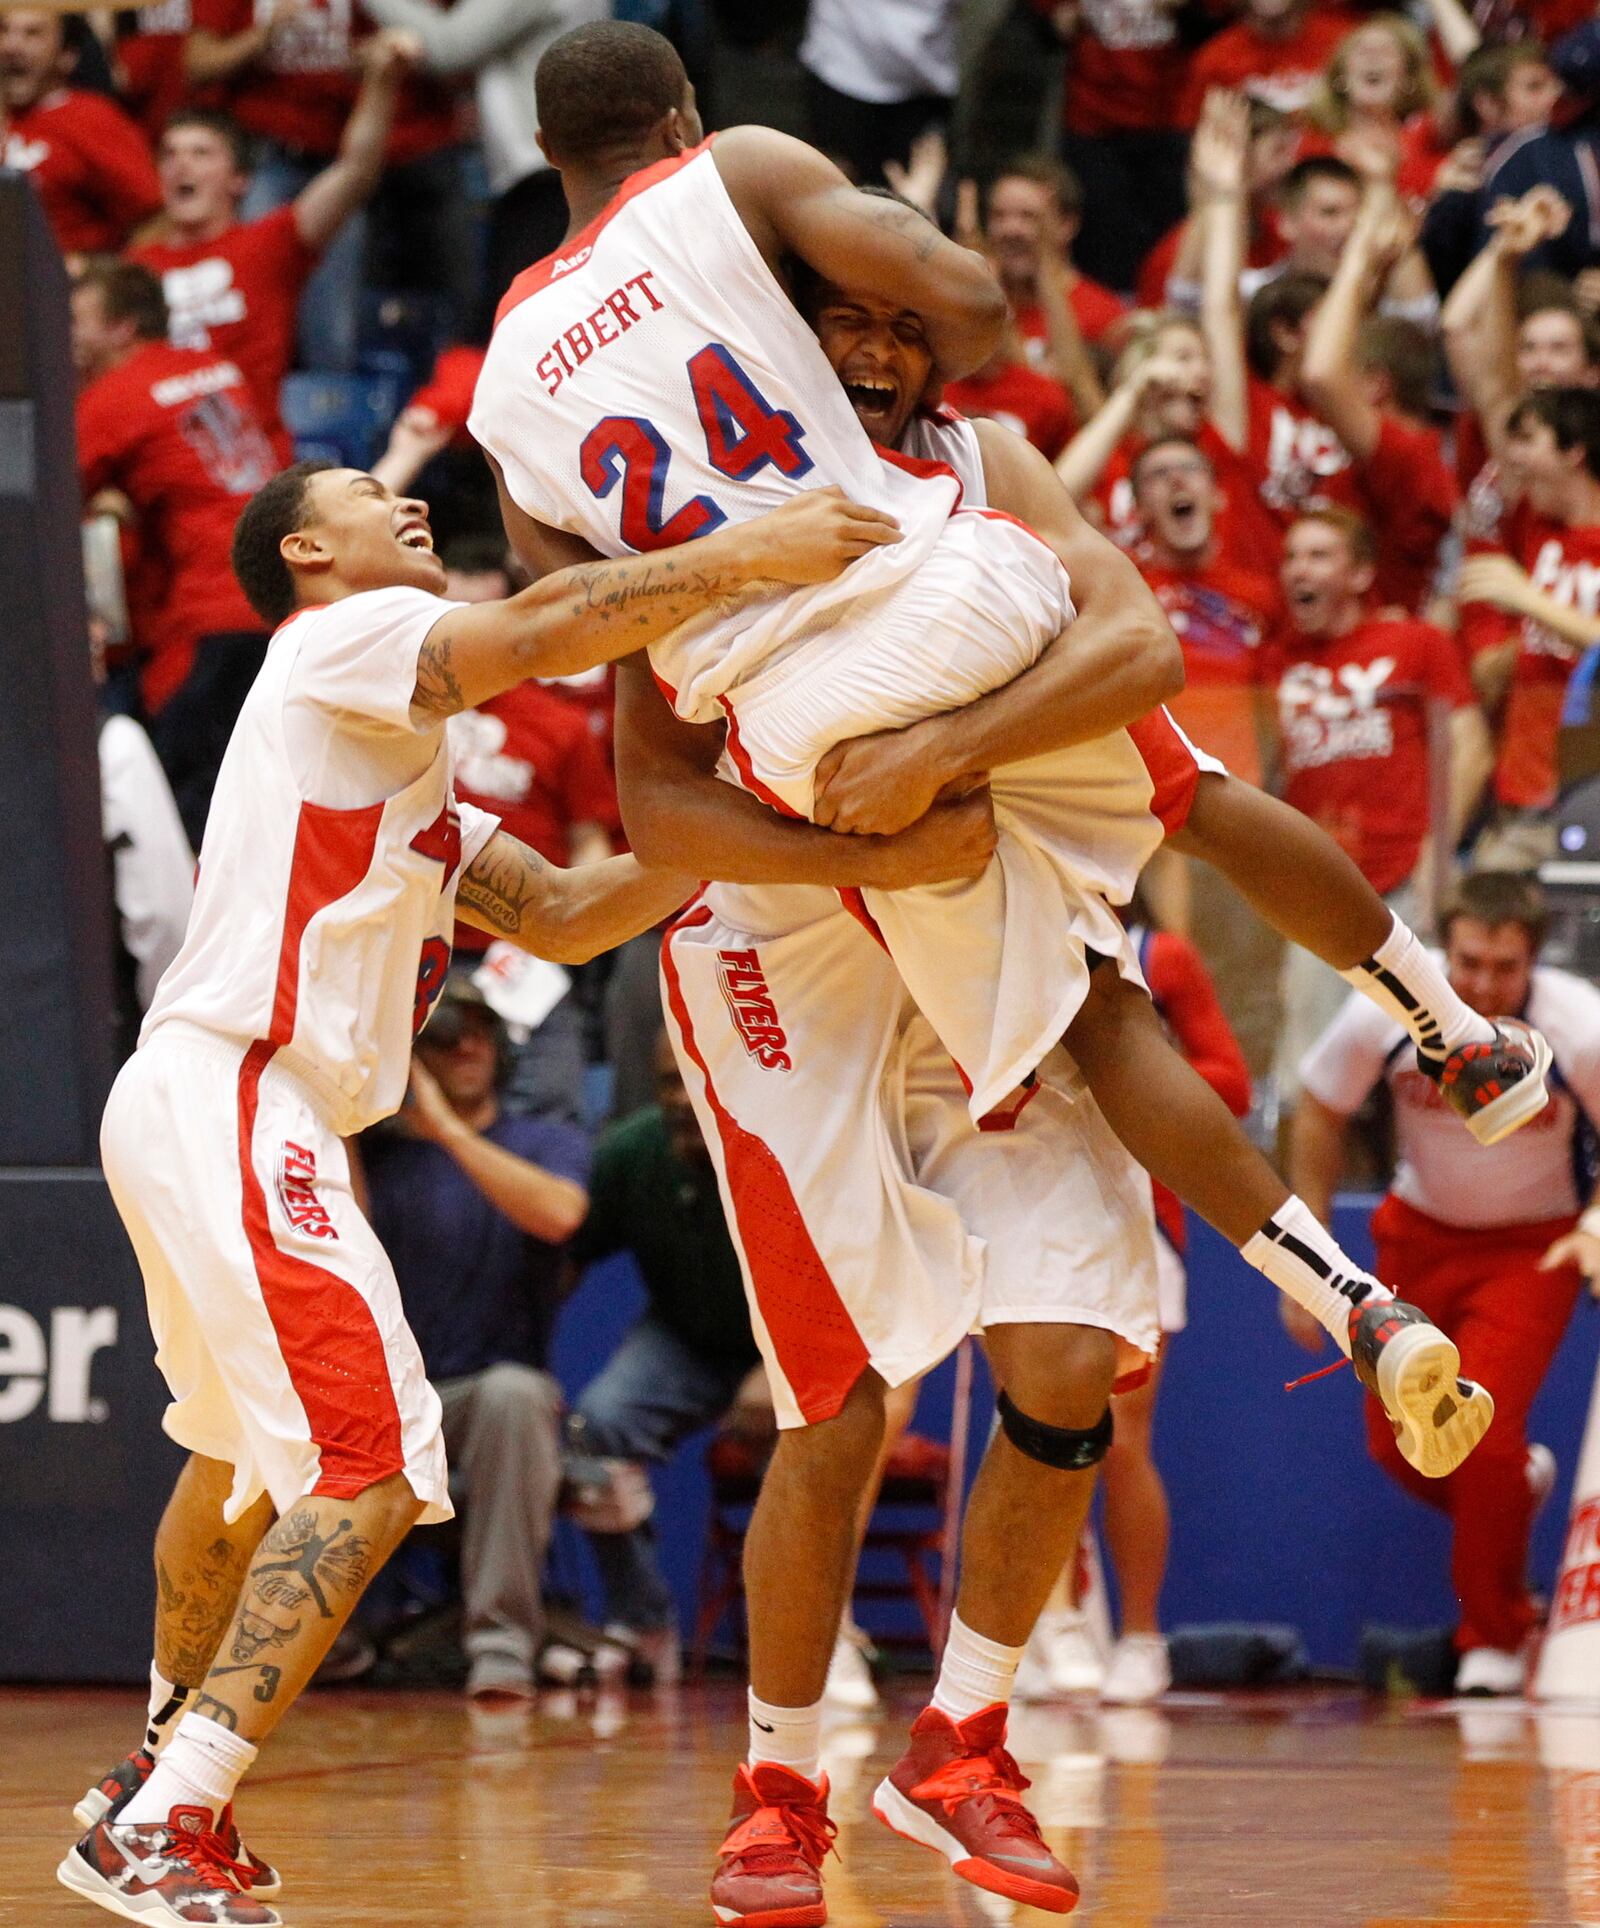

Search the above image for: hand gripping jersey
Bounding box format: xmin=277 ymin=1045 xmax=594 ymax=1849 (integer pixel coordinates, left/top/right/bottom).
xmin=142 ymin=587 xmax=500 ymax=1135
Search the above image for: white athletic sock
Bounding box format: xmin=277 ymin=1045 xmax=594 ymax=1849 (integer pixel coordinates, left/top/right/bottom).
xmin=931 ymin=1613 xmax=1025 ymax=1722
xmin=119 ymin=1713 xmax=257 ymax=1827
xmin=1242 ymin=1196 xmax=1393 ymax=1358
xmin=748 ymin=1690 xmax=823 ymax=1783
xmin=145 ymin=1666 xmax=194 ymax=1760
xmin=1343 ymin=913 xmax=1494 ymax=1060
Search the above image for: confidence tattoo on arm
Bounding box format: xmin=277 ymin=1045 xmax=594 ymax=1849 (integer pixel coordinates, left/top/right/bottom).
xmin=550 ymin=553 xmax=750 ymax=643
xmin=457 ymin=838 xmax=550 ymax=936
xmin=412 ymin=630 xmax=467 ymax=722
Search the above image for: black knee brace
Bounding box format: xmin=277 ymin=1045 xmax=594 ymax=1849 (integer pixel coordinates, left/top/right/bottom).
xmin=996 ymin=1390 xmax=1113 ymax=1470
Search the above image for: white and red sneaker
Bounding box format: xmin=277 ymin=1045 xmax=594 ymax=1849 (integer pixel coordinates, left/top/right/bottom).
xmin=872 ymin=1705 xmax=1079 ymax=1914
xmin=710 ymin=1762 xmax=835 ymax=1927
xmin=57 ymin=1804 xmax=280 ymax=1923
xmin=73 ymin=1753 xmax=280 ymax=1898
xmin=1349 ymin=1298 xmax=1495 ymax=1478
xmin=1422 ymin=1019 xmax=1552 ymax=1146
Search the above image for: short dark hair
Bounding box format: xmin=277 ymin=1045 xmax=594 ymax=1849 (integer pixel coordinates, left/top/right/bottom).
xmin=1246 ymin=271 xmax=1329 ymax=378
xmin=1517 ymin=277 xmax=1600 ymax=365
xmin=1130 ymin=436 xmax=1211 ymax=489
xmin=74 ymin=258 xmax=168 ymax=343
xmin=1355 ymin=315 xmax=1435 ymax=418
xmin=1508 ymin=386 xmax=1600 ymax=480
xmin=1441 ymin=870 xmax=1548 ymax=949
xmin=535 ymin=21 xmax=688 ymax=164
xmin=990 ymin=153 xmax=1083 ymax=221
xmin=1289 ymin=505 xmax=1376 ymax=567
xmin=231 ymin=460 xmax=335 ymax=628
xmin=1280 ymin=155 xmax=1361 ymax=207
xmin=1456 ymin=42 xmax=1548 ymax=133
xmin=161 ymin=107 xmax=252 ymax=174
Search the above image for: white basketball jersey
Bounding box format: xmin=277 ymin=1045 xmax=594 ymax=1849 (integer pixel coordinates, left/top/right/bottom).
xmin=469 ymin=138 xmax=961 ymax=724
xmin=142 ymin=587 xmax=500 ymax=1135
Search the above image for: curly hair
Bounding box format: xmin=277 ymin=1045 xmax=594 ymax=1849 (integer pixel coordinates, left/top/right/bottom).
xmin=1307 ymin=14 xmax=1437 ymax=136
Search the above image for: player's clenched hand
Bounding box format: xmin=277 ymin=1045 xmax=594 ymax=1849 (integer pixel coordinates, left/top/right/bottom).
xmin=747 ymin=487 xmax=901 ymax=585
xmin=863 ymin=790 xmax=997 ymax=889
xmin=814 ymin=720 xmax=947 ymax=835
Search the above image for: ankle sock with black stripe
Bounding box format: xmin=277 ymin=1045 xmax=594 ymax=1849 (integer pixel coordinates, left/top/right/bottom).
xmin=1341 ymin=914 xmax=1495 ymax=1062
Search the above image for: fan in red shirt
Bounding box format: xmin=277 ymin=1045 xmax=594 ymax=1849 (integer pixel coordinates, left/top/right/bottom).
xmin=1276 ymin=509 xmax=1489 ymax=895
xmin=945 ymin=325 xmax=1077 ymax=461
xmin=1057 ymin=313 xmax=1282 ymax=571
xmin=0 ymin=9 xmax=160 ymax=257
xmin=1137 ymin=95 xmax=1297 ymax=310
xmin=1129 ymin=436 xmax=1283 ymax=785
xmin=131 ymin=42 xmax=413 ymax=456
xmin=1295 ymin=14 xmax=1449 ymax=209
xmin=1457 ymin=390 xmax=1600 ymax=849
xmin=1179 ymin=0 xmax=1358 ymax=126
xmin=72 ymin=261 xmax=278 ymax=848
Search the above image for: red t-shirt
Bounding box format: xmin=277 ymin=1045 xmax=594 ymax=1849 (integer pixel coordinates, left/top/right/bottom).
xmin=1454 ymin=410 xmax=1524 ymax=659
xmin=1137 ymin=925 xmax=1253 ymax=1247
xmin=1094 ymin=419 xmax=1283 ymax=575
xmin=1031 ymin=0 xmax=1186 ymax=134
xmin=1135 ymin=547 xmax=1283 ymax=783
xmin=1295 ymin=115 xmax=1449 ymax=209
xmin=132 ymin=207 xmax=319 ymax=457
xmin=1275 ymin=616 xmax=1474 ymax=893
xmin=190 ymin=0 xmax=456 ymax=162
xmin=3 ymin=88 xmax=161 ymax=255
xmin=945 ymin=360 xmax=1076 ymax=461
xmin=450 ymin=684 xmax=620 ymax=949
xmin=76 ymin=342 xmax=277 ymax=712
xmin=1014 ymin=277 xmax=1127 ymax=357
xmin=1136 ymin=205 xmax=1286 ymax=310
xmin=1179 ymin=11 xmax=1358 ymax=125
xmin=1246 ymin=381 xmax=1455 ymax=611
xmin=1489 ymin=504 xmax=1600 ymax=811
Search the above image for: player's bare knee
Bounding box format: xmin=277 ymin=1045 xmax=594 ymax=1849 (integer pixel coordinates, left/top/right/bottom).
xmin=770 ymin=1368 xmax=888 ymax=1494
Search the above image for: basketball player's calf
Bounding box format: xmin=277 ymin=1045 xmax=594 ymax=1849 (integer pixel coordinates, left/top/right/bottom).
xmin=72 ymin=1454 xmax=275 ymax=1880
xmin=713 ymin=1332 xmax=1108 ymax=1924
xmin=60 ymin=1473 xmax=422 ymax=1925
xmin=869 ymin=1322 xmax=1110 ymax=1915
xmin=1064 ymin=962 xmax=1495 ymax=1479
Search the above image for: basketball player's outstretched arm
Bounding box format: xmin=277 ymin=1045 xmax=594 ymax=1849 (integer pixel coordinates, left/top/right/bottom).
xmin=712 ymin=126 xmax=1007 ymax=382
xmin=410 ymin=487 xmax=899 ymax=724
xmin=614 ymin=659 xmax=999 ymax=890
xmin=455 ymin=826 xmax=695 ymax=964
xmin=812 ymin=421 xmax=1185 ymax=834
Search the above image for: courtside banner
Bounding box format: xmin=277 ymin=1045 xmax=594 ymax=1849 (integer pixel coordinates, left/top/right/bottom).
xmin=1535 ymin=1348 xmax=1600 ymax=1702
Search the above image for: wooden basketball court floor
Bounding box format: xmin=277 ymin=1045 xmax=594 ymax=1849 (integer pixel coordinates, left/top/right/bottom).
xmin=5 ymin=1681 xmax=1599 ymax=1926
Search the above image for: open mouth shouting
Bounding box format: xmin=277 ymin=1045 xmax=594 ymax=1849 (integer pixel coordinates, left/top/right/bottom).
xmin=842 ymin=372 xmax=904 ymax=438
xmin=395 ymin=513 xmax=435 ymax=554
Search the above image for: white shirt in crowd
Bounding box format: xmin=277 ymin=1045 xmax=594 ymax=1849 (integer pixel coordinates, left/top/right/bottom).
xmin=1300 ymin=962 xmax=1600 ymax=1228
xmin=800 ymin=0 xmax=960 ymax=104
xmin=98 ymin=713 xmax=194 ymax=1012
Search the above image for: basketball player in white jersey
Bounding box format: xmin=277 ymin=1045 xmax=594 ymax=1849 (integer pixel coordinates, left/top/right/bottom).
xmin=56 ymin=460 xmax=953 ymax=1926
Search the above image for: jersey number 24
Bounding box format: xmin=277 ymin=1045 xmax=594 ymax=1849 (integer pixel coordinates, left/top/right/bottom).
xmin=579 ymin=344 xmax=813 ymax=551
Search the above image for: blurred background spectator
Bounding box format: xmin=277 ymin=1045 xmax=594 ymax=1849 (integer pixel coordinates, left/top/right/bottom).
xmin=362 ymin=979 xmax=591 ymax=1700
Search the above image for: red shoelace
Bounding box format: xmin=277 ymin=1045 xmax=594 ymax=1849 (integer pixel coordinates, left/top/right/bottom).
xmin=910 ymin=1743 xmax=1044 ymax=1842
xmin=160 ymin=1821 xmax=256 ymax=1893
xmin=723 ymin=1798 xmax=839 ymax=1874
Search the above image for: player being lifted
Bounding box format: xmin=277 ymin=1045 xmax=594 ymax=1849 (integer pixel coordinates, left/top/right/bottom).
xmin=58 ymin=466 xmax=929 ymax=1926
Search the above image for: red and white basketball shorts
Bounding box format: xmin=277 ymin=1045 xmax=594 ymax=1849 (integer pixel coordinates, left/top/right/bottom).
xmin=661 ymin=898 xmax=1161 ymax=1430
xmin=100 ymin=1022 xmax=450 ymax=1523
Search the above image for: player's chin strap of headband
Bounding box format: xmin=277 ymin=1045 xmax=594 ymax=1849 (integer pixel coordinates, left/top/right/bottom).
xmin=996 ymin=1390 xmax=1113 ymax=1470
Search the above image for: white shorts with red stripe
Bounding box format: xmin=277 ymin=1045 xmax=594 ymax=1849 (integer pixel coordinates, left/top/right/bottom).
xmin=100 ymin=1022 xmax=451 ymax=1524
xmin=1155 ymin=1227 xmax=1188 ymax=1335
xmin=661 ymin=898 xmax=1161 ymax=1430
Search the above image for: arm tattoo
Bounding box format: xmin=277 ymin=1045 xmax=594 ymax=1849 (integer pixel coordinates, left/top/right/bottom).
xmin=842 ymin=191 xmax=947 ymax=265
xmin=412 ymin=631 xmax=466 ymax=721
xmin=548 ymin=556 xmax=749 ymax=648
xmin=458 ymin=839 xmax=549 ymax=937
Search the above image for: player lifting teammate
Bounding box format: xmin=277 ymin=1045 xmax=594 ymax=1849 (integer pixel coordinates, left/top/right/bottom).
xmin=59 ymin=467 xmax=929 ymax=1924
xmin=468 ymin=23 xmax=1557 ymax=1923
